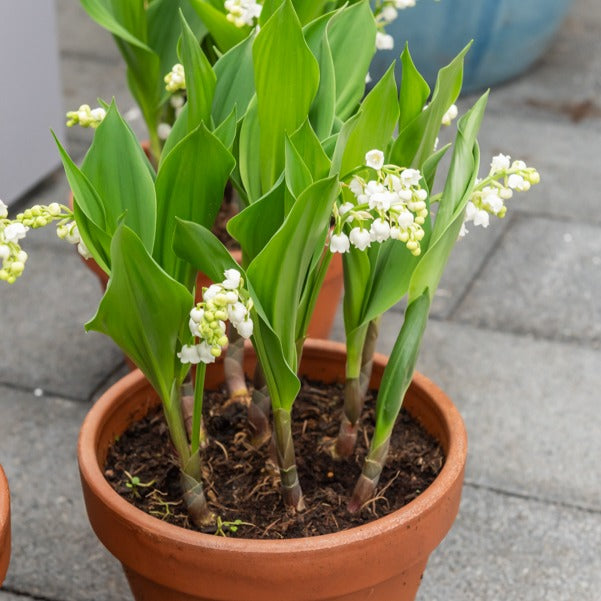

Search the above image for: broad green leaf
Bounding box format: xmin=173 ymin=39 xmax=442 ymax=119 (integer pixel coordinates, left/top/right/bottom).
xmin=290 ymin=120 xmax=331 ymax=179
xmin=342 ymin=245 xmax=371 ymax=335
xmin=227 ymin=178 xmax=287 ymax=262
xmin=284 ymin=137 xmax=313 ymax=198
xmin=303 ymin=12 xmax=337 ymax=139
xmin=148 ymin=0 xmax=206 ymax=105
xmin=260 ymin=0 xmax=285 ymax=24
xmin=53 ymin=133 xmax=111 ymax=272
xmin=173 ymin=219 xmax=240 ymax=283
xmin=409 ymin=94 xmax=488 ymax=303
xmin=179 ymin=12 xmax=216 ymax=131
xmin=153 ymin=123 xmax=235 ymax=286
xmin=327 ymin=1 xmax=376 ymax=120
xmin=212 ymin=34 xmax=256 ymax=125
xmin=433 ymin=92 xmax=488 ymax=235
xmin=247 ymin=176 xmax=339 ymax=367
xmin=160 ymin=102 xmax=190 ymax=162
xmin=213 ymin=106 xmax=238 ymax=149
xmin=422 ymin=143 xmax=451 ymax=192
xmin=372 ymin=291 xmax=431 ymax=448
xmin=293 ymin=0 xmax=333 ymax=23
xmin=391 ymin=43 xmax=471 ymax=170
xmin=80 ymin=102 xmax=157 ymax=252
xmin=253 ymin=0 xmax=319 ymax=192
xmin=339 ymin=63 xmax=399 ymax=178
xmin=399 ymin=44 xmax=431 ymax=131
xmin=79 ymin=0 xmax=151 ymax=50
xmin=187 ymin=0 xmax=247 ymax=52
xmin=238 ymin=96 xmax=262 ymax=202
xmin=86 ymin=225 xmax=193 ymax=405
xmin=115 ymin=39 xmax=161 ymax=140
xmin=329 ymin=112 xmax=360 ymax=175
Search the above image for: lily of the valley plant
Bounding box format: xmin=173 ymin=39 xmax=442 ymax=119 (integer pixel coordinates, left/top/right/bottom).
xmin=71 ymin=0 xmax=425 ymax=163
xmin=3 ymin=1 xmax=538 ymax=527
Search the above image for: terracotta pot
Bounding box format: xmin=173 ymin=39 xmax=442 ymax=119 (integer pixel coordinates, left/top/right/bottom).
xmin=0 ymin=465 xmax=10 ymax=586
xmin=78 ymin=339 xmax=467 ymax=601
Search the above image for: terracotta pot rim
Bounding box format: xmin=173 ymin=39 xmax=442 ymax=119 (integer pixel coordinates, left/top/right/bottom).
xmin=78 ymin=338 xmax=467 ymax=553
xmin=0 ymin=464 xmax=10 ymax=585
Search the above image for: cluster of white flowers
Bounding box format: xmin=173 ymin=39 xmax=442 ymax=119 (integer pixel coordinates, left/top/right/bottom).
xmin=0 ymin=200 xmax=28 ymax=284
xmin=164 ymin=63 xmax=186 ymax=93
xmin=224 ymin=0 xmax=262 ymax=27
xmin=460 ymin=154 xmax=540 ymax=237
xmin=1 ymin=201 xmax=80 ymax=284
xmin=330 ymin=150 xmax=428 ymax=257
xmin=374 ymin=0 xmax=417 ymax=50
xmin=56 ymin=219 xmax=92 ymax=259
xmin=66 ymin=105 xmax=106 ymax=129
xmin=179 ymin=269 xmax=254 ymax=365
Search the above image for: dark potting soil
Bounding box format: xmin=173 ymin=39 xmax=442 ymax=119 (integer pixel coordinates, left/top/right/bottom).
xmin=104 ymin=379 xmax=444 ymax=539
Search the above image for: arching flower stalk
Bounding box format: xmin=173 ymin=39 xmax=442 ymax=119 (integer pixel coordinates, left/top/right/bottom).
xmin=459 ymin=154 xmax=540 ymax=237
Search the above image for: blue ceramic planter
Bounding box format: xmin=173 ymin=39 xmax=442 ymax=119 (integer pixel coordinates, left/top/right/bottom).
xmin=370 ymin=0 xmax=574 ymax=92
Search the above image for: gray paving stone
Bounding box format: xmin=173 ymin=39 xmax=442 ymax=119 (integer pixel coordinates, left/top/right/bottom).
xmin=56 ymin=0 xmax=121 ymax=64
xmin=0 ymin=386 xmax=129 ymax=601
xmin=0 ymin=232 xmax=122 ymax=400
xmin=374 ymin=316 xmax=601 ymax=511
xmin=417 ymin=485 xmax=601 ymax=601
xmin=0 ymin=592 xmax=42 ymax=601
xmin=452 ymin=216 xmax=601 ymax=346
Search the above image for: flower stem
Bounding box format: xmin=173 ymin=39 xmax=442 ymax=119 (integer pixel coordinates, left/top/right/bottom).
xmin=335 ymin=316 xmax=382 ymax=457
xmin=248 ymin=363 xmax=272 ymax=447
xmin=191 ymin=363 xmax=206 ymax=455
xmin=273 ymin=408 xmax=305 ymax=512
xmin=224 ymin=326 xmax=250 ymax=404
xmin=163 ymin=382 xmax=214 ymax=527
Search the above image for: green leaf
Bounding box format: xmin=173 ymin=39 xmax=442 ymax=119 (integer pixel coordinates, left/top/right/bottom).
xmin=372 ymin=291 xmax=431 ymax=448
xmin=253 ymin=0 xmax=319 ymax=192
xmin=53 ymin=133 xmax=111 ymax=272
xmin=80 ymin=101 xmax=157 ymax=252
xmin=238 ymin=96 xmax=262 ymax=202
xmin=213 ymin=106 xmax=238 ymax=149
xmin=153 ymin=123 xmax=235 ymax=287
xmin=148 ymin=0 xmax=207 ymax=104
xmin=422 ymin=143 xmax=451 ymax=192
xmin=172 ymin=219 xmax=240 ymax=283
xmin=212 ymin=34 xmax=256 ymax=126
xmin=187 ymin=0 xmax=247 ymax=52
xmin=284 ymin=137 xmax=313 ymax=198
xmin=341 ymin=244 xmax=371 ymax=336
xmin=247 ymin=176 xmax=340 ymax=367
xmin=290 ymin=119 xmax=331 ymax=179
xmin=391 ymin=43 xmax=471 ymax=170
xmin=399 ymin=44 xmax=430 ymax=130
xmin=293 ymin=0 xmax=333 ymax=24
xmin=227 ymin=178 xmax=287 ymax=262
xmin=339 ymin=63 xmax=399 ymax=178
xmin=86 ymin=225 xmax=193 ymax=405
xmin=303 ymin=12 xmax=336 ymax=139
xmin=408 ymin=93 xmax=488 ymax=303
xmin=160 ymin=102 xmax=190 ymax=162
xmin=327 ymin=1 xmax=376 ymax=120
xmin=79 ymin=0 xmax=151 ymax=51
xmin=179 ymin=11 xmax=216 ymax=131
